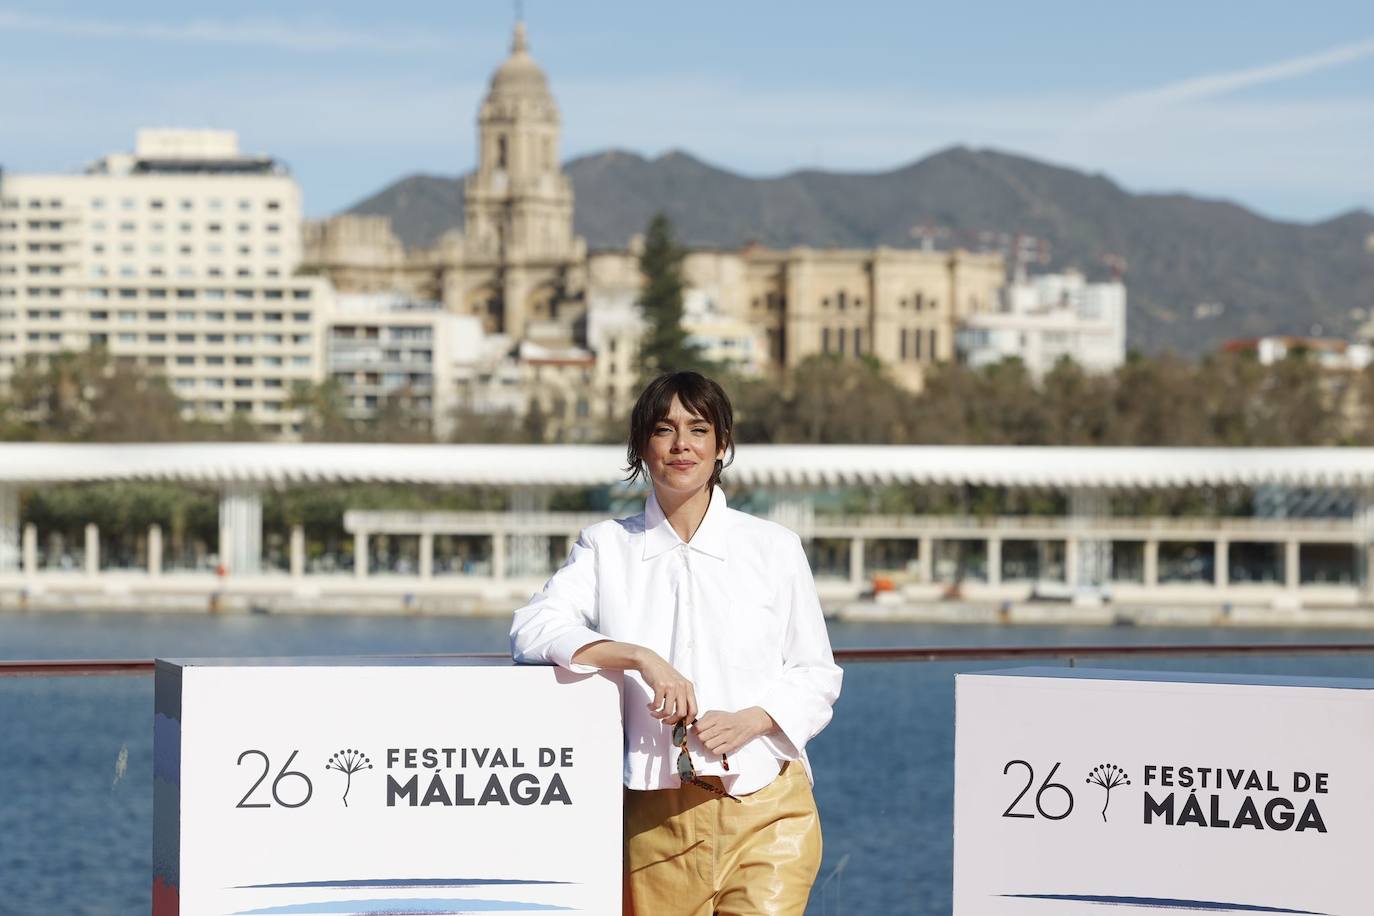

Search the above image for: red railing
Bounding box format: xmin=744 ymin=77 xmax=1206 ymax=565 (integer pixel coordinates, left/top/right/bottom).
xmin=3 ymin=643 xmax=1374 ymax=677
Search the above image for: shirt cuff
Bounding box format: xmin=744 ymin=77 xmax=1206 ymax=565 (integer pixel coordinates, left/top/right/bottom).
xmin=546 ymin=627 xmax=607 ymax=674
xmin=757 ymin=686 xmax=809 ymax=758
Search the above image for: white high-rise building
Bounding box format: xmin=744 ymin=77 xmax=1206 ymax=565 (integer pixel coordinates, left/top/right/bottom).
xmin=0 ymin=129 xmax=333 ymax=437
xmin=956 ymin=270 xmax=1126 ymax=379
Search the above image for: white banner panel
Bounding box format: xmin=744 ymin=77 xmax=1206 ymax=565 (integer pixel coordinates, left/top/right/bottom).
xmin=154 ymin=658 xmax=624 ymax=916
xmin=953 ymin=667 xmax=1374 ymax=916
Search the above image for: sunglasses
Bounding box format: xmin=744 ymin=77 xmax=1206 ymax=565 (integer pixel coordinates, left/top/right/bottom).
xmin=672 ymin=720 xmax=740 ymax=802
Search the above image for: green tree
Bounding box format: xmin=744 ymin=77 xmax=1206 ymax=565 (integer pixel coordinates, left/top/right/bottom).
xmin=8 ymin=348 xmax=190 ymax=441
xmin=636 ymin=213 xmax=703 ymax=378
xmin=288 ymin=378 xmax=358 ymax=442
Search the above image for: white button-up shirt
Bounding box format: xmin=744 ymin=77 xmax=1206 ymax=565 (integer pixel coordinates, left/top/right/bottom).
xmin=510 ymin=486 xmax=843 ymax=796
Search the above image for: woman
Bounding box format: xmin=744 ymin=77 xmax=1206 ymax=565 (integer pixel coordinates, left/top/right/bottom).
xmin=510 ymin=371 xmax=843 ymax=916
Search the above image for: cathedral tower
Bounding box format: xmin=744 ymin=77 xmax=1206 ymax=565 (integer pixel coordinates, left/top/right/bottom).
xmin=462 ymin=21 xmax=582 ymax=338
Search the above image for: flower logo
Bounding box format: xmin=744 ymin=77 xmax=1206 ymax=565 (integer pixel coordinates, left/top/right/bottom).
xmin=1086 ymin=764 xmax=1131 ymax=822
xmin=325 ymin=749 xmax=373 ymax=807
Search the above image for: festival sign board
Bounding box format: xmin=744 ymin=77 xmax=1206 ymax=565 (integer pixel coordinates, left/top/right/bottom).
xmin=953 ymin=667 xmax=1374 ymax=916
xmin=153 ymin=657 xmax=624 ymax=916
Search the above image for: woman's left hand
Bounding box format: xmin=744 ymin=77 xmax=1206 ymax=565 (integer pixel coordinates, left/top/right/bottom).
xmin=694 ymin=707 xmax=776 ymax=757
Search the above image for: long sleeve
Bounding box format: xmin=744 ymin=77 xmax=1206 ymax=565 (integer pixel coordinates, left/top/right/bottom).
xmin=510 ymin=528 xmax=604 ymax=674
xmin=757 ymin=533 xmax=843 ymax=758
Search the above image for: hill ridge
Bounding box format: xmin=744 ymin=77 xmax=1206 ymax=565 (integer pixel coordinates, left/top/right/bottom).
xmin=343 ymin=147 xmax=1374 ymax=355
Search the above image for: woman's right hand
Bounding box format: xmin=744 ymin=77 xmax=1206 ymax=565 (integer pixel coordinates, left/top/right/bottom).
xmin=636 ymin=649 xmax=697 ymax=725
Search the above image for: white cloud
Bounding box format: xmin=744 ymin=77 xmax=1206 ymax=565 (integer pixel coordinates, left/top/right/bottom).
xmin=0 ymin=9 xmax=453 ymax=52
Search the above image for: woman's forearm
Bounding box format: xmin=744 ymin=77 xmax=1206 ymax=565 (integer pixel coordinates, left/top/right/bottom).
xmin=572 ymin=639 xmax=653 ymax=671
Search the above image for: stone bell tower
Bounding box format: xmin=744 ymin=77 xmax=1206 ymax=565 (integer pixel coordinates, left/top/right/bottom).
xmin=462 ymin=20 xmax=582 ymax=338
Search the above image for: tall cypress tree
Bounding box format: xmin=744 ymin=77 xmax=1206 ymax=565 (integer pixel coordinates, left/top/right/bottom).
xmin=637 ymin=213 xmax=700 ymax=378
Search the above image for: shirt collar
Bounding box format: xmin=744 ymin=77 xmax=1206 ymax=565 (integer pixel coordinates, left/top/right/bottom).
xmin=642 ymin=486 xmax=730 ymax=561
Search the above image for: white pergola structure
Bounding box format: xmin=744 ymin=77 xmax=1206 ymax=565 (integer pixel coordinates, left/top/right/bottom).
xmin=1 ymin=443 xmax=1373 ymax=606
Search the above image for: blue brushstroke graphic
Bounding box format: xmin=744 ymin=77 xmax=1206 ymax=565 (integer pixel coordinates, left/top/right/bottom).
xmin=232 ymin=899 xmax=575 ymax=914
xmin=1000 ymin=894 xmax=1325 ymax=914
xmin=238 ymin=879 xmax=572 ymax=890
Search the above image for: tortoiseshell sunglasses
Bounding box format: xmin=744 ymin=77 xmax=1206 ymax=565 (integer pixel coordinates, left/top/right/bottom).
xmin=672 ymin=719 xmax=740 ymax=802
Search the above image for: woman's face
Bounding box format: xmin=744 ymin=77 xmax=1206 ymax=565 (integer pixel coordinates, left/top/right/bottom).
xmin=643 ymin=395 xmax=726 ymax=498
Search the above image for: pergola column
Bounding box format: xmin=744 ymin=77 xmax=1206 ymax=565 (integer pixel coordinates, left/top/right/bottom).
xmin=22 ymin=523 xmax=37 ymax=575
xmin=1068 ymin=488 xmax=1110 ymax=588
xmin=986 ymin=536 xmax=1002 ymax=587
xmin=1285 ymin=539 xmax=1300 ymax=590
xmin=354 ymin=529 xmax=369 ymax=579
xmin=85 ymin=523 xmax=99 ymax=576
xmin=419 ymin=531 xmax=434 ymax=580
xmin=1214 ymin=537 xmax=1228 ymax=589
xmin=218 ymin=485 xmax=262 ymax=576
xmin=290 ymin=525 xmax=305 ymax=579
xmin=0 ymin=484 xmax=18 ymax=573
xmin=849 ymin=536 xmax=866 ymax=587
xmin=148 ymin=524 xmax=162 ymax=577
xmin=917 ymin=535 xmax=933 ymax=583
xmin=1143 ymin=539 xmax=1159 ymax=588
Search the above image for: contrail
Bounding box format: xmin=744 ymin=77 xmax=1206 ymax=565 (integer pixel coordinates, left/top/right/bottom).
xmin=1109 ymin=36 xmax=1374 ymax=110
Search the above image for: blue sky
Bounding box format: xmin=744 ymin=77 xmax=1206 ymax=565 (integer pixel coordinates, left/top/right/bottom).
xmin=2 ymin=1 xmax=1372 ymax=222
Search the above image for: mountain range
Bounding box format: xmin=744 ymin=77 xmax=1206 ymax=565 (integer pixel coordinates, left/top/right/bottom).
xmin=344 ymin=146 xmax=1374 ymax=355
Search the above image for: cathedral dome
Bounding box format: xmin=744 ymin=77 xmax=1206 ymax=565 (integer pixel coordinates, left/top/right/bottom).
xmin=486 ymin=22 xmax=554 ymax=108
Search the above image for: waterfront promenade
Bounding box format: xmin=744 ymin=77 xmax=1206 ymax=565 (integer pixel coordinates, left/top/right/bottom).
xmin=3 ymin=443 xmax=1374 ymax=621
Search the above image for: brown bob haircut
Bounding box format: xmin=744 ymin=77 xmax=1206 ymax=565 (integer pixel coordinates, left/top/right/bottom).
xmin=625 ymin=371 xmax=735 ymax=490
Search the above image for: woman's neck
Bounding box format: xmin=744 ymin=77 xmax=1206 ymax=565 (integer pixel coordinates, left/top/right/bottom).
xmin=654 ymin=484 xmax=714 ymax=544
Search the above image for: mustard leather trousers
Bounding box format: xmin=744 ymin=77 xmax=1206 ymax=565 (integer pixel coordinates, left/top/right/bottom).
xmin=624 ymin=762 xmax=823 ymax=916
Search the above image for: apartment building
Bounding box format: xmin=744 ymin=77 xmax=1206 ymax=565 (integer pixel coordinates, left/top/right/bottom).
xmin=0 ymin=129 xmax=332 ymax=436
xmin=956 ymin=270 xmax=1127 ymax=379
xmin=327 ymin=294 xmax=484 ymax=438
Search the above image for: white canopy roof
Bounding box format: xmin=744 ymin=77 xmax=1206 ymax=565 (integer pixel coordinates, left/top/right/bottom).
xmin=0 ymin=443 xmax=1371 ymax=490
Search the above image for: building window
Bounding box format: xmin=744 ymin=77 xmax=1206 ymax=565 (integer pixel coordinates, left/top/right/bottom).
xmin=914 ymin=329 xmax=923 ymax=360
xmin=853 ymin=328 xmax=863 ymax=356
xmin=900 ymin=329 xmax=908 ymax=359
xmin=821 ymin=328 xmax=830 ymax=353
xmin=837 ymin=291 xmax=847 ymax=311
xmin=837 ymin=327 xmax=847 ymax=354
